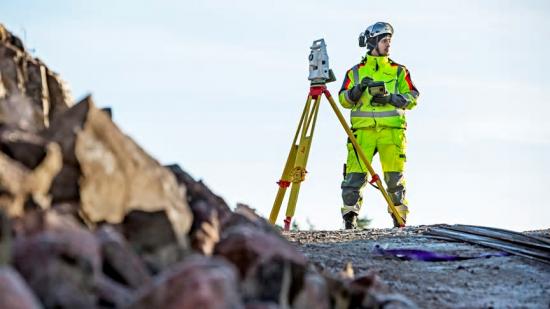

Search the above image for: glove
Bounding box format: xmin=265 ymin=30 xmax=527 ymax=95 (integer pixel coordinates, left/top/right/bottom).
xmin=348 ymin=77 xmax=374 ymax=102
xmin=372 ymin=93 xmax=408 ymax=108
xmin=348 ymin=85 xmax=363 ymax=102
xmin=359 ymin=77 xmax=374 ymax=92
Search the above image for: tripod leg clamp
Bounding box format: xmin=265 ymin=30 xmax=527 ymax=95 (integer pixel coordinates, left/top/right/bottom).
xmin=277 ymin=180 xmax=291 ymax=188
xmin=369 ymin=173 xmax=380 ymax=184
xmin=290 ymin=167 xmax=307 ymax=182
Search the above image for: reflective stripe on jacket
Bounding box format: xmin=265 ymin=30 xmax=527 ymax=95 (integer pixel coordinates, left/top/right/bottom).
xmin=338 ymin=54 xmax=419 ymax=129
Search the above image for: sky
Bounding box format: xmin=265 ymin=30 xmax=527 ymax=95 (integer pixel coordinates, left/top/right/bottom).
xmin=2 ymin=0 xmax=549 ymax=231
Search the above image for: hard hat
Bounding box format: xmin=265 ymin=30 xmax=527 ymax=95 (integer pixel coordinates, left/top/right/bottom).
xmin=359 ymin=22 xmax=394 ymax=49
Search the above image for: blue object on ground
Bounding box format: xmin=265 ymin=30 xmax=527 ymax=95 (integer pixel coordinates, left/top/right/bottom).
xmin=374 ymin=245 xmax=510 ymax=262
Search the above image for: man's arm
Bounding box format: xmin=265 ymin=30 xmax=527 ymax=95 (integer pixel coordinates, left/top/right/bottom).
xmin=338 ymin=69 xmax=359 ymax=109
xmin=397 ymin=66 xmax=419 ymax=110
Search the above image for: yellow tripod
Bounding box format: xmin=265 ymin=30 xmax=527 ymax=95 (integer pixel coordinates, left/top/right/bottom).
xmin=268 ymin=84 xmax=405 ymax=231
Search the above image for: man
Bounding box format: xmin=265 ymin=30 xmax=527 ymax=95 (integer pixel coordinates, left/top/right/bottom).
xmin=338 ymin=22 xmax=419 ymax=229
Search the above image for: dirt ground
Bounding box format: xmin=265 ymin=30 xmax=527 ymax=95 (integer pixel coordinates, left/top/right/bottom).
xmin=286 ymin=226 xmax=550 ymax=308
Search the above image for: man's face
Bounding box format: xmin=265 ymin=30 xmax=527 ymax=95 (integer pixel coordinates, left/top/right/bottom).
xmin=376 ymin=35 xmax=392 ymax=56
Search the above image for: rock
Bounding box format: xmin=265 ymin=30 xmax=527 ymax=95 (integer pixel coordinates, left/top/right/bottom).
xmin=49 ymin=165 xmax=80 ymax=203
xmin=0 ymin=93 xmax=45 ymax=132
xmin=94 ymin=275 xmax=134 ymax=308
xmin=0 ymin=128 xmax=48 ymax=169
xmin=0 ymin=24 xmax=72 ymax=131
xmin=0 ymin=140 xmax=62 ymax=216
xmin=45 ymin=70 xmax=72 ymax=122
xmin=241 ymin=255 xmax=306 ymax=306
xmin=321 ymin=271 xmax=418 ymax=309
xmin=165 ymin=164 xmax=231 ymax=221
xmin=0 ymin=267 xmax=42 ymax=309
xmin=13 ymin=211 xmax=101 ymax=308
xmin=339 ymin=261 xmax=354 ymax=280
xmin=0 ymin=42 xmax=24 ymax=96
xmin=44 ymin=96 xmax=193 ymax=246
xmin=166 ymin=164 xmax=230 ymax=255
xmin=222 ymin=203 xmax=282 ymax=236
xmin=0 ymin=23 xmax=24 ymax=52
xmin=41 ymin=95 xmax=88 ymax=167
xmin=121 ymin=210 xmax=186 ymax=274
xmin=188 ymin=200 xmax=220 ymax=255
xmin=100 ymin=107 xmax=112 ymax=119
xmin=131 ymin=255 xmax=243 ymax=309
xmin=292 ymin=271 xmax=331 ymax=309
xmin=215 ymin=225 xmax=307 ymax=305
xmin=23 ymin=60 xmax=50 ymax=127
xmin=96 ymin=224 xmax=151 ymax=289
xmin=215 ymin=225 xmax=307 ymax=278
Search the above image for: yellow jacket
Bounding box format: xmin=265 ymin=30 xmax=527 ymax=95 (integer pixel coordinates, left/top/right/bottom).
xmin=338 ymin=54 xmax=419 ymax=129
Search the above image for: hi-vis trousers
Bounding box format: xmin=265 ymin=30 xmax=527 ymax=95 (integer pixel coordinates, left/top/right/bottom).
xmin=341 ymin=127 xmax=409 ymax=218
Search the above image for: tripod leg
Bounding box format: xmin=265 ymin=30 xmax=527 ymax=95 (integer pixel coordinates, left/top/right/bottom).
xmin=323 ymin=91 xmax=405 ymax=227
xmin=283 ymin=95 xmax=322 ymax=230
xmin=269 ymin=95 xmax=314 ymax=225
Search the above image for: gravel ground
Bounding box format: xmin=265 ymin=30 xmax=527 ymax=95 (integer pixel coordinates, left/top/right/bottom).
xmin=285 ymin=226 xmax=550 ymax=308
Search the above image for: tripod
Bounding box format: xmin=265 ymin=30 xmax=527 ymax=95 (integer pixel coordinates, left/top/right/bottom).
xmin=268 ymin=83 xmax=405 ymax=231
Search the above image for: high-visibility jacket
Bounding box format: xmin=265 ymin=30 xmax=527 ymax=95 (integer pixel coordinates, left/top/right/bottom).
xmin=339 ymin=54 xmax=419 ymax=129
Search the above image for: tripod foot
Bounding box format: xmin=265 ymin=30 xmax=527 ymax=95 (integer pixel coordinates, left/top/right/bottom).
xmin=284 ymin=216 xmax=292 ymax=231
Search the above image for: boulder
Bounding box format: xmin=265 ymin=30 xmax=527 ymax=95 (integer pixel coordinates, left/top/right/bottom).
xmin=215 ymin=225 xmax=307 ymax=305
xmin=131 ymin=255 xmax=243 ymax=309
xmin=13 ymin=211 xmax=101 ymax=308
xmin=44 ymin=96 xmax=193 ymax=247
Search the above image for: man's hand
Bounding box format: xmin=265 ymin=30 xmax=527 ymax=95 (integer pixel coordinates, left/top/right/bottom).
xmin=371 ymin=93 xmax=408 ymax=108
xmin=359 ymin=77 xmax=374 ymax=92
xmin=348 ymin=77 xmax=374 ymax=102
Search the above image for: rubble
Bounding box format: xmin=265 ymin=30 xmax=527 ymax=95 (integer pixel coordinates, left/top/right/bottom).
xmin=0 ymin=24 xmax=416 ymax=308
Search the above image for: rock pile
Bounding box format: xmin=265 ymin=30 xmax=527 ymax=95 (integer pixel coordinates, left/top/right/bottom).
xmin=0 ymin=24 xmax=415 ymax=308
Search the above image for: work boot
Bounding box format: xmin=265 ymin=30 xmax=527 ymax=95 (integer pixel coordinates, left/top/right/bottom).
xmin=388 ymin=204 xmax=408 ymax=228
xmin=343 ymin=212 xmax=358 ymax=230
xmin=391 ymin=214 xmax=406 ymax=228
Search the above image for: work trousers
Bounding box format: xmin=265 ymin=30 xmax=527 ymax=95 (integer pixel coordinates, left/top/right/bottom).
xmin=340 ymin=127 xmax=408 ymax=217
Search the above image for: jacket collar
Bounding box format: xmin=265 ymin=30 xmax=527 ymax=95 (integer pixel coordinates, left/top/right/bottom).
xmin=363 ymin=54 xmax=390 ymax=71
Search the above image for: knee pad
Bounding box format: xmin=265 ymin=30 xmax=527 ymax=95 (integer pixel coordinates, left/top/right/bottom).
xmin=384 ymin=172 xmax=404 ymax=192
xmin=342 ymin=188 xmax=361 ymax=206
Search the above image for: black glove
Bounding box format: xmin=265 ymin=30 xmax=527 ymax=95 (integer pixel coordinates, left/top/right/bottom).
xmin=371 ymin=93 xmax=408 ymax=108
xmin=348 ymin=85 xmax=363 ymax=102
xmin=359 ymin=77 xmax=374 ymax=92
xmin=348 ymin=77 xmax=374 ymax=102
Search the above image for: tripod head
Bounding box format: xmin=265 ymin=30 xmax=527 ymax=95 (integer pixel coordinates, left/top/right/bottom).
xmin=308 ymin=39 xmax=336 ymax=85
